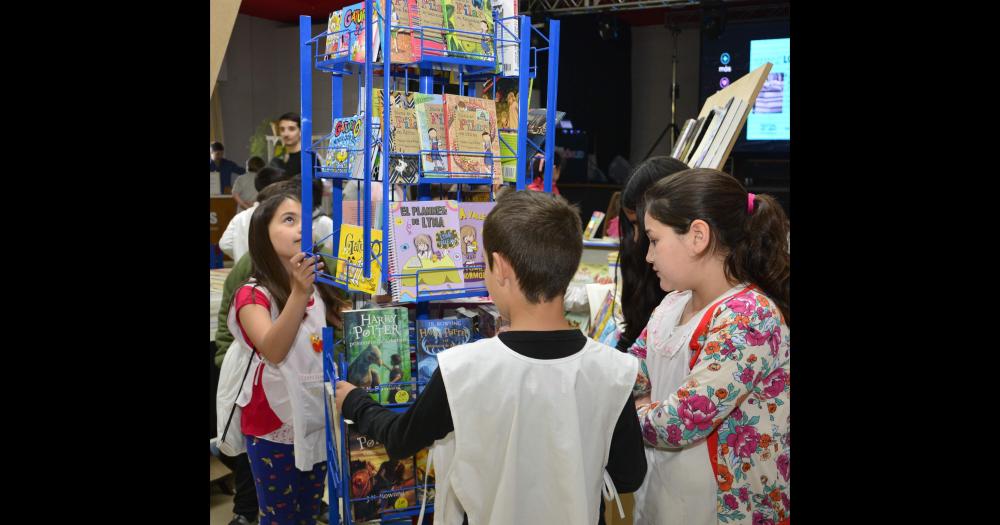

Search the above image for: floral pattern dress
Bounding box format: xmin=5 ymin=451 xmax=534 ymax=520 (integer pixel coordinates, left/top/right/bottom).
xmin=631 ymin=287 xmax=790 ymax=524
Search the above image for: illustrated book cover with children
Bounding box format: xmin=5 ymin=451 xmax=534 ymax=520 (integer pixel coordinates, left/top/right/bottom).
xmin=415 ymin=318 xmax=473 ymax=391
xmin=414 ymin=92 xmax=448 ymax=175
xmin=443 ymin=94 xmax=501 ymax=183
xmin=348 ymin=427 xmax=418 ymax=522
xmin=388 ymin=200 xmax=465 ymax=302
xmin=457 ymin=201 xmax=494 ymax=284
xmin=344 ymin=307 xmax=413 ymax=404
xmin=335 ymin=224 xmax=384 ymax=295
xmin=440 ymin=0 xmax=494 ymax=60
xmin=378 ymin=0 xmax=422 ymax=63
xmin=373 ymin=88 xmax=421 ymax=184
xmin=414 ymin=0 xmax=446 ymax=56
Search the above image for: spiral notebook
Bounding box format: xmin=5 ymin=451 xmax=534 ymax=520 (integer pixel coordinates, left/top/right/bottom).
xmin=388 ymin=200 xmax=466 ymax=302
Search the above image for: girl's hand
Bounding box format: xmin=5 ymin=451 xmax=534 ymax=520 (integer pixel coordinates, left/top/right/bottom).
xmin=635 ymin=395 xmax=652 ymax=409
xmin=290 ymin=253 xmax=323 ymax=295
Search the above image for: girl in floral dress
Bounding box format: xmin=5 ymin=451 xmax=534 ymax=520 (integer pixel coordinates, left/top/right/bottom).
xmin=630 ymin=168 xmax=790 ymax=525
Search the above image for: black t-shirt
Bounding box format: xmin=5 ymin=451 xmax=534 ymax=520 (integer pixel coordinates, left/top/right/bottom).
xmin=268 ymin=150 xmax=302 ymax=177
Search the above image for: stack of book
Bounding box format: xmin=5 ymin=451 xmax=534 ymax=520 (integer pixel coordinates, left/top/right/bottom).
xmin=669 ymin=63 xmax=773 ymax=170
xmin=670 ymin=95 xmax=749 ymax=169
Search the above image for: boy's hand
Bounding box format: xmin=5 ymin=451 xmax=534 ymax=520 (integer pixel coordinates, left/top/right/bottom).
xmin=335 ymin=380 xmax=357 ymax=413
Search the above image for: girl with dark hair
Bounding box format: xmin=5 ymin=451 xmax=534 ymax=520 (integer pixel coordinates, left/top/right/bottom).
xmin=227 ymin=194 xmax=331 ymax=525
xmin=630 ymin=168 xmax=790 ymax=525
xmin=614 ymin=156 xmax=690 ymax=353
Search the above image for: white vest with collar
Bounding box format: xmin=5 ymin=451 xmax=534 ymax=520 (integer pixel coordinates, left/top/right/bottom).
xmin=228 ymin=282 xmax=328 ymax=471
xmin=424 ymin=335 xmax=638 ymax=525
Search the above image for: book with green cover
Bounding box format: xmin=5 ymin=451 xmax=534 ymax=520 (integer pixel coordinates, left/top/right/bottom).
xmin=344 ymin=307 xmax=412 ymax=404
xmin=440 ymin=0 xmax=493 ymax=61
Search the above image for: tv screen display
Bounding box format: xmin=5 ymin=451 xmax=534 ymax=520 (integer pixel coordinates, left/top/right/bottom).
xmin=700 ymin=20 xmax=789 ymax=153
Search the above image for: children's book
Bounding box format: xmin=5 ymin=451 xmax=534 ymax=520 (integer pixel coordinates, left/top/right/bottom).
xmin=583 ymin=211 xmax=606 ymax=240
xmin=457 ymin=201 xmax=494 ymax=284
xmin=373 ymin=89 xmax=421 ymax=153
xmin=414 ymin=0 xmax=447 ymax=56
xmin=414 ymin=93 xmax=448 ymax=175
xmin=373 ymin=88 xmax=421 ymax=184
xmin=348 ymin=427 xmax=418 ymax=522
xmin=415 ymin=448 xmax=435 ymax=504
xmin=440 ymin=0 xmax=493 ymax=60
xmin=325 ymin=9 xmax=347 ymax=59
xmin=586 ymin=289 xmax=615 ymax=339
xmin=327 ymin=115 xmax=364 ymax=173
xmin=335 ymin=224 xmax=384 ymax=294
xmin=481 ymin=78 xmax=521 ymax=182
xmin=443 ymin=95 xmax=501 ymax=182
xmin=482 ymin=77 xmax=520 ymax=131
xmin=388 ymin=200 xmax=465 ymax=302
xmin=379 ymin=0 xmax=422 ymax=63
xmin=344 ymin=307 xmax=412 ymax=404
xmin=342 ymin=2 xmax=382 ymax=63
xmin=415 ymin=318 xmax=472 ymax=390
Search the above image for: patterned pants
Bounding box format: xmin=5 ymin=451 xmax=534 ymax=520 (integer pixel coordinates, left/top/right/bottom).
xmin=245 ymin=436 xmax=327 ymax=525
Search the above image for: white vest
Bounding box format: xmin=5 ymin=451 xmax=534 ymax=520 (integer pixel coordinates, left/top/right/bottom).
xmin=632 ymin=285 xmax=745 ymax=525
xmin=426 ymin=336 xmax=638 ymax=525
xmin=228 ymin=283 xmax=328 ymax=471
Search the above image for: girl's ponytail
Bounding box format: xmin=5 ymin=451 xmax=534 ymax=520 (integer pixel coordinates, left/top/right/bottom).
xmin=728 ymin=192 xmax=789 ymax=324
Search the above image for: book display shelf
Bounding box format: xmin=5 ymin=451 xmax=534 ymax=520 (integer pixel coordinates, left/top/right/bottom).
xmin=295 ymin=5 xmax=561 ymax=522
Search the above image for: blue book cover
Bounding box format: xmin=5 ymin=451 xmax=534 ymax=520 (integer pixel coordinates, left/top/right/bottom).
xmin=327 ymin=115 xmax=362 ymax=172
xmin=415 ymin=318 xmax=472 ymax=391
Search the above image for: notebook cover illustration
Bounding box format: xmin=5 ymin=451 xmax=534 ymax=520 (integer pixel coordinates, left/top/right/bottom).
xmin=457 ymin=201 xmax=494 ymax=283
xmin=388 ymin=200 xmax=465 ymax=302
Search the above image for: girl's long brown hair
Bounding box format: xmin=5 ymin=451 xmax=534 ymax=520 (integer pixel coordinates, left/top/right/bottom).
xmin=643 ymin=169 xmax=790 ymax=324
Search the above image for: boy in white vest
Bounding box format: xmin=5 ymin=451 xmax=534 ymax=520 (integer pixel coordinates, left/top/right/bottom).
xmin=336 ymin=190 xmax=647 ymax=524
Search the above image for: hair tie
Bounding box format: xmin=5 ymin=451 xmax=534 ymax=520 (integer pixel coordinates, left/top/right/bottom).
xmin=747 ymin=193 xmax=756 ymax=214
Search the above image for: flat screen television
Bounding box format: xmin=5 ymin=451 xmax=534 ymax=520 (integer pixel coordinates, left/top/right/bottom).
xmin=699 ymin=19 xmax=789 ymax=154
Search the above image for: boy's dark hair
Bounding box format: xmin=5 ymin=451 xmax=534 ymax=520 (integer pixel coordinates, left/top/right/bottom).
xmin=247 ymin=156 xmax=266 ymax=172
xmin=483 ymin=190 xmax=582 ymax=304
xmin=254 ymin=166 xmax=289 ymax=192
xmin=256 ymin=179 xmax=297 ymax=203
xmin=644 ymin=168 xmax=790 ymax=324
xmin=258 ymin=176 xmax=323 ymax=211
xmin=211 ymin=142 xmax=224 ymax=152
xmin=277 ymin=112 xmax=301 ymax=128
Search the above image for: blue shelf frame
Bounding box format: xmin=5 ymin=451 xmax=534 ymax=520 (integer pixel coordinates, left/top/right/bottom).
xmin=302 ymin=7 xmax=560 ymax=524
